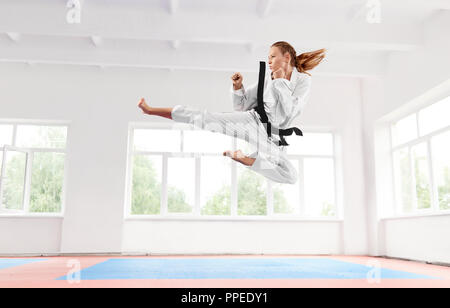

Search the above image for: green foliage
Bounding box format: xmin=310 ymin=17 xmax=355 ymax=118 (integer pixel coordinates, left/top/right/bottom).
xmin=29 ymin=152 xmax=64 ymax=213
xmin=237 ymin=168 xmax=267 ymax=215
xmin=399 ymin=150 xmax=413 ymax=212
xmin=131 ymin=155 xmax=193 ymax=214
xmin=131 ymin=155 xmax=161 ymax=215
xmin=0 ymin=126 xmax=66 ymax=213
xmin=321 ymin=201 xmax=336 ymax=217
xmin=273 ymin=187 xmax=291 ymax=214
xmin=201 ymin=185 xmax=231 ymax=215
xmin=2 ymin=152 xmax=26 ymax=210
xmin=167 ymin=186 xmax=192 ymax=213
xmin=414 ymin=156 xmax=431 ymax=209
xmin=131 ymin=158 xmax=339 ymax=217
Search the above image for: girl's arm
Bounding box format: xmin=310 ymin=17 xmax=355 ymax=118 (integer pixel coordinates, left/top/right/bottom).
xmin=230 ymin=82 xmax=258 ymax=111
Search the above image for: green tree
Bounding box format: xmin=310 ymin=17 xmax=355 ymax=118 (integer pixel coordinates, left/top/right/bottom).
xmin=399 ymin=150 xmax=413 ymax=212
xmin=29 ymin=152 xmax=64 ymax=212
xmin=321 ymin=201 xmax=335 ymax=217
xmin=273 ymin=186 xmax=293 ymax=214
xmin=29 ymin=126 xmax=66 ymax=212
xmin=414 ymin=156 xmax=431 ymax=209
xmin=167 ymin=186 xmax=193 ymax=213
xmin=2 ymin=151 xmax=26 ymax=210
xmin=131 ymin=155 xmax=193 ymax=214
xmin=1 ymin=126 xmax=66 ymax=212
xmin=237 ymin=169 xmax=267 ymax=215
xmin=131 ymin=155 xmax=161 ymax=214
xmin=201 ymin=185 xmax=231 ymax=215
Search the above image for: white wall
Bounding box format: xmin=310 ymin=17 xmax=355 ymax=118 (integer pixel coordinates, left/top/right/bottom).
xmin=122 ymin=220 xmax=342 ymax=255
xmin=0 ymin=61 xmax=367 ymax=255
xmin=362 ymin=11 xmax=450 ymax=263
xmin=0 ymin=217 xmax=62 ymax=255
xmin=383 ymin=216 xmax=450 ymax=264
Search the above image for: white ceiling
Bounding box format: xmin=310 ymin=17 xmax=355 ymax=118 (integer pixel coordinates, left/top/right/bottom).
xmin=0 ymin=0 xmax=448 ymax=77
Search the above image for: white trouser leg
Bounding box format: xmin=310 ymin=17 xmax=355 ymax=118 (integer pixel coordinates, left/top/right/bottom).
xmin=171 ymin=105 xmax=298 ymax=184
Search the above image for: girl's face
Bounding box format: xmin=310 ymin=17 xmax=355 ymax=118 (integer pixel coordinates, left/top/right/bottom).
xmin=268 ymin=47 xmax=290 ymax=72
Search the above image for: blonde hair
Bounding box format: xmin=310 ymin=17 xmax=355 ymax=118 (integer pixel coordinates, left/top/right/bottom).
xmin=271 ymin=41 xmax=326 ymax=76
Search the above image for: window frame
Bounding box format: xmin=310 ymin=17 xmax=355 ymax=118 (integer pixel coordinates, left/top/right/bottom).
xmin=125 ymin=123 xmax=341 ymax=221
xmin=0 ymin=121 xmax=69 ymax=216
xmin=390 ymin=110 xmax=450 ymax=216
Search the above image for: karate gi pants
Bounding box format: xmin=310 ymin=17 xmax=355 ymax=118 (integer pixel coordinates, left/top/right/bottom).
xmin=170 ymin=105 xmax=298 ymax=184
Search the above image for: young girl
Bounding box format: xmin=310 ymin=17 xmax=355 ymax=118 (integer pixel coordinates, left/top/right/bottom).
xmin=137 ymin=41 xmax=325 ymax=184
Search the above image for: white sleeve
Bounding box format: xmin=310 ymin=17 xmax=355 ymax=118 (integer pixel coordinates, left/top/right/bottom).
xmin=230 ymin=82 xmax=258 ymax=111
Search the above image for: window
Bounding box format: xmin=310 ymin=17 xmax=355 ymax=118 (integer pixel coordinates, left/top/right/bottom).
xmin=200 ymin=156 xmax=232 ymax=215
xmin=0 ymin=123 xmax=68 ymax=214
xmin=391 ymin=96 xmax=450 ymax=215
xmin=127 ymin=124 xmax=338 ymax=219
xmin=431 ymin=131 xmax=450 ymax=211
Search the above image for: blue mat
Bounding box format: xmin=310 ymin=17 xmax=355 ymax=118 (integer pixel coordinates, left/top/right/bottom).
xmin=56 ymin=258 xmax=437 ymax=280
xmin=0 ymin=258 xmax=46 ymax=270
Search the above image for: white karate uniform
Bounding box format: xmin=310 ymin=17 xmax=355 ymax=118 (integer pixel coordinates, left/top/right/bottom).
xmin=170 ymin=66 xmax=312 ymax=184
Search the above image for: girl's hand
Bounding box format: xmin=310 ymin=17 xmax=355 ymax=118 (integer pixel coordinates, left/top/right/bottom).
xmin=272 ymin=67 xmax=286 ymax=79
xmin=231 ymin=72 xmax=243 ymax=90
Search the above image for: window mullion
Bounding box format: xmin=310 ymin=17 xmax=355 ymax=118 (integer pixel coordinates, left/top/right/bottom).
xmin=180 ymin=130 xmax=184 ymax=152
xmin=0 ymin=146 xmax=7 ymax=210
xmin=22 ymin=150 xmax=33 ymax=213
xmin=389 ymin=127 xmax=400 ymax=216
xmin=299 ymin=158 xmax=305 ymax=217
xmin=125 ymin=127 xmax=134 ymax=217
xmin=195 ymin=156 xmax=200 ymax=215
xmin=12 ymin=124 xmax=17 ymax=146
xmin=231 ymin=138 xmax=237 ymax=217
xmin=332 ymin=157 xmax=338 ymax=218
xmin=267 ymin=180 xmax=273 ymax=216
xmin=427 ymin=138 xmax=439 ymax=212
xmin=161 ymin=154 xmax=168 ymax=216
xmin=416 ymin=112 xmax=421 ymax=138
xmin=409 ymin=146 xmax=418 ymax=212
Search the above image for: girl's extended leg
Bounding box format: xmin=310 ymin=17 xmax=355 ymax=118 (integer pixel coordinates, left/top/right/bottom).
xmin=247 ymin=150 xmax=298 ymax=184
xmin=138 ymin=98 xmax=173 ymax=119
xmin=138 ymin=100 xmax=297 ymax=184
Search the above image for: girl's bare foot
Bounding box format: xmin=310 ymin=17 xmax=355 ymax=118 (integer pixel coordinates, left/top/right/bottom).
xmin=138 ymin=98 xmax=152 ymax=114
xmin=223 ymin=150 xmax=256 ymax=166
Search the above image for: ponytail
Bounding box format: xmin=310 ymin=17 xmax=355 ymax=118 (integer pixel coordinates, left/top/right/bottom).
xmin=271 ymin=41 xmax=326 ymax=76
xmin=296 ymin=49 xmax=326 ymax=76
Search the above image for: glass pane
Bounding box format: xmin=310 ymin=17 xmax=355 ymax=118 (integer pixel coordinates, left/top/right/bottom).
xmin=273 ymin=159 xmax=300 ymax=214
xmin=391 ymin=114 xmax=417 ymax=146
xmin=303 ymin=158 xmax=336 ymax=217
xmin=29 ymin=152 xmax=65 ymax=213
xmin=419 ymin=97 xmax=450 ymax=136
xmin=131 ymin=155 xmax=162 ymax=215
xmin=237 ymin=164 xmax=267 ymax=216
xmin=2 ymin=151 xmax=26 ymax=210
xmin=0 ymin=125 xmax=13 ymax=147
xmin=393 ymin=148 xmax=413 ymax=213
xmin=133 ymin=129 xmax=180 ymax=152
xmin=16 ymin=125 xmax=67 ymax=148
xmin=200 ymin=156 xmax=232 ymax=215
xmin=184 ymin=130 xmax=233 ymax=154
xmin=431 ymin=131 xmax=450 ymax=210
xmin=167 ymin=157 xmax=195 ymax=213
xmin=411 ymin=143 xmax=431 ymax=210
xmin=286 ymin=133 xmax=334 ymax=156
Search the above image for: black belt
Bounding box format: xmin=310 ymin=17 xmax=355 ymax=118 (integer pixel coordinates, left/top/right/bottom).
xmin=252 ymin=61 xmax=303 ymax=146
